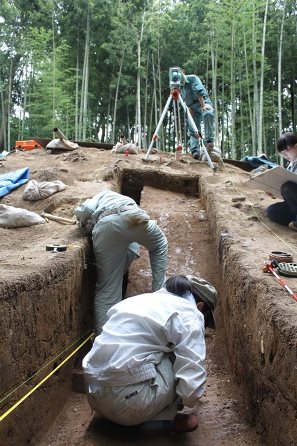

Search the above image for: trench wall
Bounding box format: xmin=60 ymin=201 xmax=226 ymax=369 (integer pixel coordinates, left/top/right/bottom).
xmin=199 ymin=177 xmax=297 ymax=446
xmin=0 ymin=240 xmax=94 ymax=446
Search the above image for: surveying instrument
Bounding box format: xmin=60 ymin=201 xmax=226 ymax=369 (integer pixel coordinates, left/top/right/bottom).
xmin=145 ymin=67 xmax=216 ymax=171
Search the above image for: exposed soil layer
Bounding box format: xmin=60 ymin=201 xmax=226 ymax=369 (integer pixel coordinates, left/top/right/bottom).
xmin=0 ymin=148 xmax=297 ymax=446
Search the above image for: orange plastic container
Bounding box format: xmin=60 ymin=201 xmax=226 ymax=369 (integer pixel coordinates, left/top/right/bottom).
xmin=15 ymin=140 xmax=43 ymax=151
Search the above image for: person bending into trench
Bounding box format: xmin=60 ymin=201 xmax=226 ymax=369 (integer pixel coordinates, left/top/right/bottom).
xmin=82 ymin=274 xmax=217 ymax=433
xmin=266 ymin=132 xmax=297 ymax=232
xmin=74 ymin=189 xmax=168 ymax=333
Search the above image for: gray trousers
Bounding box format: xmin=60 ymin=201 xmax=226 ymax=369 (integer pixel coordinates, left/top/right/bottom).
xmin=266 ymin=181 xmax=297 ymax=225
xmin=92 ymin=213 xmax=168 ymax=333
xmin=188 ymin=105 xmax=215 ymax=152
xmin=86 ymin=355 xmax=180 ymax=426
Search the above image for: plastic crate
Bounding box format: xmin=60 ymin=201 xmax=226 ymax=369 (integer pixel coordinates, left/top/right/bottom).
xmin=15 ymin=140 xmax=43 ymax=151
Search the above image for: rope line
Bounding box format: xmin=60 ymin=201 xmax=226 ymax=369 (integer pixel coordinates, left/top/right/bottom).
xmin=0 ymin=331 xmax=94 ymax=422
xmin=0 ymin=329 xmax=93 ymax=405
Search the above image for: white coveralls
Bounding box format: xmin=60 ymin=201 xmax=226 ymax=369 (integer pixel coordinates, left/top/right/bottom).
xmin=83 ymin=289 xmax=206 ymax=426
xmin=74 ymin=190 xmax=168 ymax=333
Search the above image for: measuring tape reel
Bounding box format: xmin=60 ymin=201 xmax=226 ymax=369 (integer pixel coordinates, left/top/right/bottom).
xmin=269 ymin=251 xmax=293 ymax=263
xmin=46 ymin=244 xmax=67 ymax=252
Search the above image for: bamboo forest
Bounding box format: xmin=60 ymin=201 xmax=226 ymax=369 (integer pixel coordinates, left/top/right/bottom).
xmin=0 ymin=0 xmax=296 ymax=160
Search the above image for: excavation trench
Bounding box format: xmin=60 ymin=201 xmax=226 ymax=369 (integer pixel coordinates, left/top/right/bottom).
xmin=39 ymin=178 xmax=265 ymax=446
xmin=1 ymin=153 xmax=297 ymax=446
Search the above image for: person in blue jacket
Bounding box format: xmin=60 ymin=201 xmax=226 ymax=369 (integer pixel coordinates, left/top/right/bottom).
xmin=180 ymin=71 xmax=215 ymax=160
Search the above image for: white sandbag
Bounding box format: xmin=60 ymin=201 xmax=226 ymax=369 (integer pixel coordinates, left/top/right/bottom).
xmin=124 ymin=143 xmax=138 ymax=154
xmin=111 ymin=143 xmax=138 ymax=154
xmin=0 ymin=204 xmax=45 ymax=228
xmin=23 ymin=179 xmax=66 ymax=201
xmin=111 ymin=142 xmax=123 ymax=153
xmin=46 ymin=138 xmax=79 ymax=151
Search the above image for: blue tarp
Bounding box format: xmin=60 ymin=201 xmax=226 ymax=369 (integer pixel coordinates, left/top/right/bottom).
xmin=240 ymin=155 xmax=278 ymax=170
xmin=0 ymin=167 xmax=30 ymax=198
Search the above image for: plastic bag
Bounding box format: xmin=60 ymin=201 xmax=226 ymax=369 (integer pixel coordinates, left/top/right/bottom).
xmin=23 ymin=179 xmax=66 ymax=201
xmin=46 ymin=138 xmax=79 ymax=151
xmin=0 ymin=204 xmax=45 ymax=228
xmin=0 ymin=167 xmax=30 ymax=197
xmin=111 ymin=143 xmax=138 ymax=154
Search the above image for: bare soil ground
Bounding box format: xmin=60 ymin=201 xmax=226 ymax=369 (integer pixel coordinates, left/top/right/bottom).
xmin=1 ymin=147 xmax=297 ymax=445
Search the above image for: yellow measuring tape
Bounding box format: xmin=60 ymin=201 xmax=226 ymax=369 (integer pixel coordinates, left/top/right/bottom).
xmin=0 ymin=331 xmax=94 ymax=423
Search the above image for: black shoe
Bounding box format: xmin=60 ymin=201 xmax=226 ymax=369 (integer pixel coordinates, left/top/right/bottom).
xmin=192 ymin=151 xmax=200 ymax=160
xmin=138 ymin=420 xmax=174 ymax=433
xmin=288 ymin=221 xmax=297 ymax=232
xmin=173 ymin=413 xmax=199 ymax=433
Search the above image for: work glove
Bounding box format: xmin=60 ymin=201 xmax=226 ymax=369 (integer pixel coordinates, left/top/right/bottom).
xmin=202 ymin=104 xmax=213 ymax=112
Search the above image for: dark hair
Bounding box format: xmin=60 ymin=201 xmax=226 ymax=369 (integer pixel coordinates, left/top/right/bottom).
xmin=277 ymin=132 xmax=297 ymax=153
xmin=165 ymin=275 xmax=192 ymax=298
xmin=191 ymin=291 xmax=214 ymax=328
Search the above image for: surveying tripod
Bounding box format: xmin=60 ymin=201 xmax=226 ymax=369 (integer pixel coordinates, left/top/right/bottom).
xmin=145 ymin=68 xmax=216 ymax=171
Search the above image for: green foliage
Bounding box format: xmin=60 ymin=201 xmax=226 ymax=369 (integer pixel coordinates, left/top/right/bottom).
xmin=0 ymin=0 xmax=296 ymax=153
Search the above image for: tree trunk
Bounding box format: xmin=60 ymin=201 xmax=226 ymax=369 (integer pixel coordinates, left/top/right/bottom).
xmin=258 ymin=0 xmax=269 ymax=154
xmin=127 ymin=105 xmax=131 ymax=142
xmin=6 ymin=61 xmax=13 ymax=150
xmin=277 ymin=0 xmax=286 ymax=165
xmin=136 ymin=10 xmax=145 ymax=151
xmin=82 ymin=8 xmax=90 ymax=140
xmin=111 ymin=50 xmax=125 ymax=143
xmin=79 ymin=7 xmax=90 ymax=140
xmin=20 ymin=62 xmax=29 ymax=140
xmin=243 ymin=27 xmax=255 ymax=151
xmin=252 ymin=2 xmax=259 ymax=156
xmin=52 ymin=10 xmax=56 ymax=136
xmin=239 ymin=81 xmax=244 ymax=157
xmin=230 ymin=16 xmax=236 ymax=158
xmin=157 ymin=42 xmax=163 ymax=149
xmin=151 ymin=53 xmax=158 ymax=150
xmin=210 ymin=35 xmax=219 ymax=148
xmin=106 ymin=91 xmax=111 ymax=143
xmin=143 ymin=53 xmax=149 ymax=150
xmin=290 ymin=80 xmax=296 ymax=132
xmin=0 ymin=90 xmax=7 ymax=150
xmin=220 ymin=59 xmax=225 ymax=155
xmin=75 ymin=39 xmax=80 ymax=141
xmin=277 ymin=1 xmax=286 ymax=135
